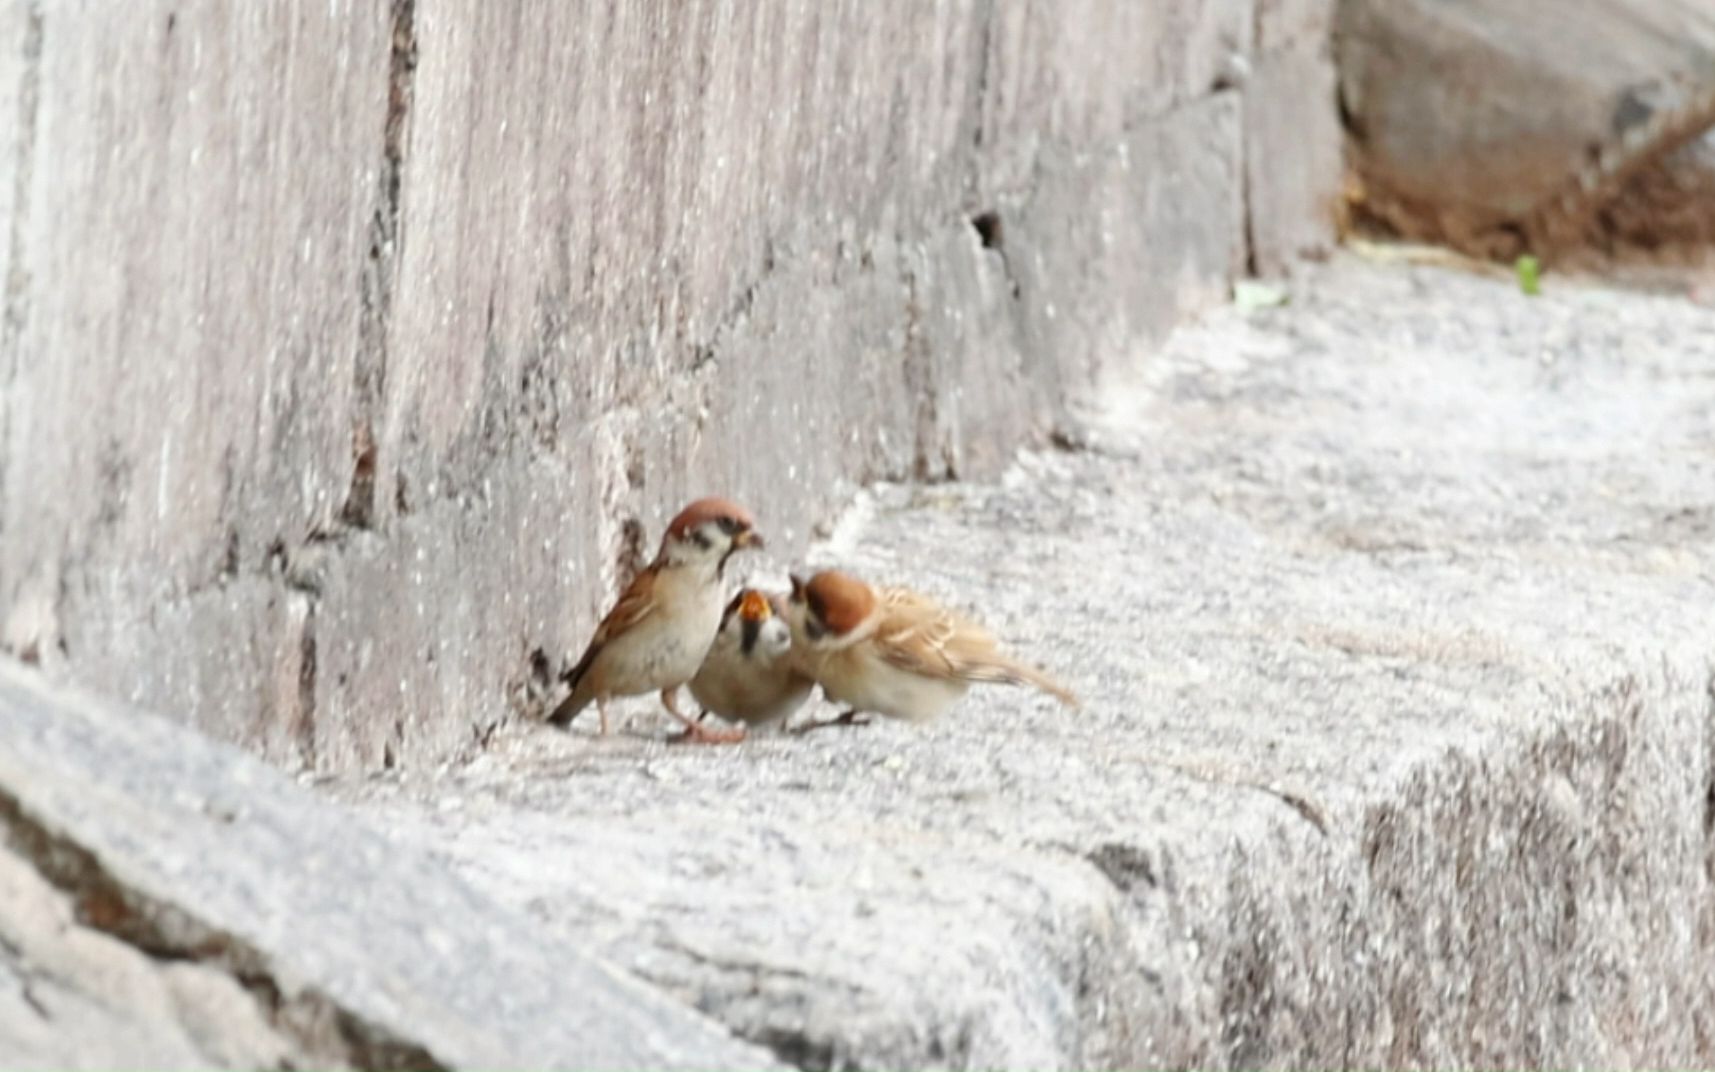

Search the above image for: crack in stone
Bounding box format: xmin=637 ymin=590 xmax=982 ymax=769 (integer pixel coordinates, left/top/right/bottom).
xmin=647 ymin=936 xmax=867 ymax=1072
xmin=0 ymin=786 xmax=446 ymax=1071
xmin=0 ymin=931 xmax=51 ymax=1020
xmin=346 ymin=0 xmax=418 ymax=532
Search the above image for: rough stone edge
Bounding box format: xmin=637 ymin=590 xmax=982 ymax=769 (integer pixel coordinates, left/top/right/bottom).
xmin=0 ymin=657 xmax=784 ymax=1072
xmin=0 ymin=787 xmax=438 ymax=1072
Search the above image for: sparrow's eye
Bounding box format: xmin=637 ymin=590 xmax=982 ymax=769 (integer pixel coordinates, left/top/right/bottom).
xmin=716 ymin=516 xmax=742 ymax=536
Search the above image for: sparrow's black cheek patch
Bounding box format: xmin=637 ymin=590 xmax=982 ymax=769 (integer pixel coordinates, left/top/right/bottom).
xmin=805 ymin=618 xmax=826 ymax=641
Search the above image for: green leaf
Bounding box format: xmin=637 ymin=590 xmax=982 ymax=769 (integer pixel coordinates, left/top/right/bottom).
xmin=1515 ymin=255 xmax=1541 ymax=296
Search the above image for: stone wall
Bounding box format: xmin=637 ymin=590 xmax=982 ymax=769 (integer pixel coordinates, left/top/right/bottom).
xmin=0 ymin=0 xmax=1340 ymax=771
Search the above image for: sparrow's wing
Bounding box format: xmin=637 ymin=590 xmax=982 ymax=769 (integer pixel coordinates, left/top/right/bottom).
xmin=872 ymin=587 xmax=1000 ymax=677
xmin=873 ymin=586 xmax=1078 ymax=707
xmin=546 ymin=567 xmax=668 ymax=726
xmin=560 ymin=567 xmax=662 ymax=690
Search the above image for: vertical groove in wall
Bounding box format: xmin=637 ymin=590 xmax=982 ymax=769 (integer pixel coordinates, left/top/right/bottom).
xmin=0 ymin=3 xmax=45 ymax=564
xmin=286 ymin=0 xmax=417 ymax=768
xmin=345 ymin=0 xmax=418 ymax=531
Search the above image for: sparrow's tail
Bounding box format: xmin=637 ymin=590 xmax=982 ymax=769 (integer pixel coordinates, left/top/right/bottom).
xmin=545 ymin=690 xmax=590 ymax=727
xmin=546 ymin=645 xmax=599 ymax=727
xmin=968 ymin=655 xmax=1080 ymax=708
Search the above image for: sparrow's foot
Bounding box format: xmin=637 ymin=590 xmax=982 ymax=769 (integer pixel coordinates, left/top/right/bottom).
xmin=661 ymin=687 xmax=743 ymax=743
xmin=670 ymin=720 xmax=747 ymax=745
xmin=792 ymin=710 xmax=873 ymax=734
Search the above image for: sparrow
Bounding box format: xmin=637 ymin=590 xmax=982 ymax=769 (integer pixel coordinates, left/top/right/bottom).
xmin=547 ymin=497 xmax=764 ymax=743
xmin=688 ymin=588 xmax=815 ymax=734
xmin=783 ymin=568 xmax=1077 ymax=723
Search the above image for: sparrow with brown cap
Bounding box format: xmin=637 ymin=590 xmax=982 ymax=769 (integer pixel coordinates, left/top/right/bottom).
xmin=548 ymin=497 xmax=764 ymax=743
xmin=783 ymin=568 xmax=1077 ymax=724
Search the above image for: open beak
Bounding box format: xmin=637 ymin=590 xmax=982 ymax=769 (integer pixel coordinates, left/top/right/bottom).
xmin=738 ymin=590 xmax=770 ymax=654
xmin=735 ymin=528 xmax=765 ymax=550
xmin=738 ymin=589 xmax=772 ymax=621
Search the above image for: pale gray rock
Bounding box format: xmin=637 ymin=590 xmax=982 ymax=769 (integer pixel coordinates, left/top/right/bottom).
xmin=0 ymin=666 xmax=782 ymax=1070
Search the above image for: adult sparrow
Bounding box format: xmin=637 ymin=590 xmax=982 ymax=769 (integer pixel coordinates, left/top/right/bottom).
xmin=784 ymin=568 xmax=1076 ymax=723
xmin=547 ymin=497 xmax=763 ymax=743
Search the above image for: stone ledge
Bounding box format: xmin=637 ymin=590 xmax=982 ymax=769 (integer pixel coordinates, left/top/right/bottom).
xmin=0 ymin=664 xmax=782 ymax=1071
xmin=328 ymin=257 xmax=1715 ymax=1068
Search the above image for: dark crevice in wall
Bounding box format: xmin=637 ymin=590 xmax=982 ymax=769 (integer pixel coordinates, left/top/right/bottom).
xmin=503 ymin=644 xmax=553 ymax=727
xmin=968 ymin=0 xmax=995 ymax=154
xmin=616 ymin=516 xmax=648 ymax=588
xmin=1236 ymin=90 xmax=1261 ymax=277
xmin=1703 ymin=674 xmax=1715 ymax=888
xmin=970 ymin=210 xmax=1003 ymax=250
xmin=347 ymin=0 xmax=418 ymax=531
xmin=971 ymin=208 xmax=1023 ymax=300
xmin=293 ymin=595 xmax=319 ymax=771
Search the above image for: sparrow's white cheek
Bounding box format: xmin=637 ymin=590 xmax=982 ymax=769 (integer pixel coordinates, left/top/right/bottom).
xmin=761 ymin=619 xmax=793 ymax=658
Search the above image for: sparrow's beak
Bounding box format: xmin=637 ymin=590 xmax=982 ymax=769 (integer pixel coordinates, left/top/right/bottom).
xmin=735 ymin=528 xmax=765 ymax=550
xmin=738 ymin=589 xmax=772 ymax=621
xmin=788 ymin=574 xmax=806 ymax=600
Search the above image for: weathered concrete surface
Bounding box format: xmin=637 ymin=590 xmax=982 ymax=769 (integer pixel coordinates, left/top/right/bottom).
xmin=0 ymin=0 xmax=1342 ymax=772
xmin=323 ymin=258 xmax=1715 ymax=1069
xmin=1336 ymin=0 xmax=1715 ymax=259
xmin=0 ymin=662 xmax=784 ymax=1070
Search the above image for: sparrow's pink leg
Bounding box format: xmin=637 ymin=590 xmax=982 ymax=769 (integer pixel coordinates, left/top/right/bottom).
xmin=660 ymin=686 xmax=744 ymax=744
xmin=597 ymin=697 xmax=611 ymax=737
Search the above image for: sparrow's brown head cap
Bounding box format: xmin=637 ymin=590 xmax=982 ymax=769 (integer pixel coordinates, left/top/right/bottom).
xmin=802 ymin=570 xmax=875 ymax=636
xmin=664 ymin=497 xmax=761 ymax=548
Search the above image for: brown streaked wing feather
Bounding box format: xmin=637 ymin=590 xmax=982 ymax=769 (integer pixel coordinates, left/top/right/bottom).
xmin=873 ymin=585 xmax=1077 ymax=706
xmin=872 ymin=586 xmax=999 ymax=680
xmin=560 ymin=567 xmax=662 ymax=690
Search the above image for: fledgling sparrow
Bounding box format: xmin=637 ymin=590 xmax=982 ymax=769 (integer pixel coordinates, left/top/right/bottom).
xmin=783 ymin=569 xmax=1077 ymax=723
xmin=688 ymin=588 xmax=815 ymax=735
xmin=547 ymin=497 xmax=764 ymax=743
